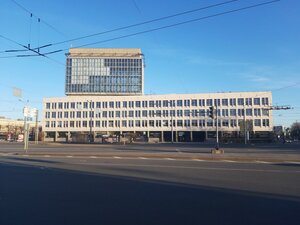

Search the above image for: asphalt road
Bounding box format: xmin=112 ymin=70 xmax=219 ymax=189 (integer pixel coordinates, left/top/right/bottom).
xmin=1 ymin=142 xmax=300 ymax=162
xmin=0 ymin=154 xmax=299 ymax=225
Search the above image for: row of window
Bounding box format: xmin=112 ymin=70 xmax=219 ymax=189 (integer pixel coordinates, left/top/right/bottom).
xmin=46 ymin=97 xmax=270 ymax=110
xmin=45 ymin=108 xmax=269 ymax=119
xmin=45 ymin=119 xmax=270 ymax=128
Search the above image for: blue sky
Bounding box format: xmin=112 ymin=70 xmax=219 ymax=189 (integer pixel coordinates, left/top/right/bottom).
xmin=0 ymin=0 xmax=299 ymax=127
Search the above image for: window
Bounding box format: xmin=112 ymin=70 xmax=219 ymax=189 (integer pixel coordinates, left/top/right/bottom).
xmin=135 ymin=110 xmax=141 ymax=117
xmin=222 ymin=119 xmax=229 ymax=127
xmin=262 ymin=97 xmax=269 ymax=105
xmin=163 ymin=100 xmax=169 ymax=107
xmin=128 ymin=111 xmax=134 ymax=117
xmin=230 ymin=109 xmax=236 ymax=116
xmin=230 ymin=119 xmax=237 ymax=127
xmin=135 ymin=101 xmax=141 ymax=108
xmin=191 ymin=99 xmax=197 ymax=106
xmin=214 ymin=99 xmax=220 ymax=106
xmin=192 ymin=120 xmax=198 ymax=127
xmin=129 ymin=101 xmax=134 ymax=108
xmin=70 ymin=102 xmax=76 ymax=109
xmin=246 ymin=98 xmax=252 ymax=106
xmin=142 ymin=110 xmax=147 ymax=117
xmin=156 ymin=100 xmax=161 ymax=107
xmin=246 ymin=109 xmax=252 ymax=116
xmin=149 ymin=101 xmax=155 ymax=107
xmin=58 ymin=103 xmax=63 ymax=109
xmin=262 ymin=109 xmax=269 ymax=116
xmin=184 ymin=120 xmax=190 ymax=127
xmin=254 ymin=108 xmax=261 ymax=116
xmin=83 ymin=102 xmax=88 ymax=109
xmin=177 ymin=110 xmax=183 ymax=117
xmin=199 ymin=99 xmax=205 ymax=107
xmin=109 ymin=102 xmax=114 ymax=108
xmin=46 ymin=103 xmax=50 ymax=109
xmin=263 ymin=119 xmax=270 ymax=127
xmin=64 ymin=102 xmax=69 ymax=109
xmin=52 ymin=103 xmax=57 ymax=109
xmin=122 ymin=101 xmax=127 ymax=108
xmin=156 ymin=110 xmax=161 ymax=117
xmin=254 ymin=119 xmax=261 ymax=126
xmin=230 ymin=98 xmax=236 ymax=106
xmin=177 ymin=100 xmax=183 ymax=107
xmin=102 ymin=111 xmax=107 ymax=118
xmin=142 ymin=101 xmax=148 ymax=108
xmin=254 ymin=98 xmax=260 ymax=105
xmin=149 ymin=120 xmax=154 ymax=127
xmin=156 ymin=120 xmax=161 ymax=127
xmin=238 ymin=98 xmax=244 ymax=106
xmin=238 ymin=109 xmax=244 ymax=116
xmin=206 ymin=99 xmax=213 ymax=106
xmin=52 ymin=112 xmax=56 ymax=118
xmin=96 ymin=102 xmax=101 ymax=108
xmin=222 ymin=99 xmax=228 ymax=106
xmin=116 ymin=111 xmax=120 ymax=118
xmin=184 ymin=110 xmax=190 ymax=117
xmin=177 ymin=120 xmax=183 ymax=127
xmin=222 ymin=109 xmax=229 ymax=117
xmin=184 ymin=100 xmax=190 ymax=107
xmin=135 ymin=120 xmax=141 ymax=127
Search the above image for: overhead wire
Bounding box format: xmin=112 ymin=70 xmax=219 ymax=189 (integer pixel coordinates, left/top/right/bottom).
xmin=1 ymin=0 xmax=280 ymax=66
xmin=63 ymin=0 xmax=280 ymax=50
xmin=10 ymin=0 xmax=67 ymax=38
xmin=33 ymin=0 xmax=240 ymax=48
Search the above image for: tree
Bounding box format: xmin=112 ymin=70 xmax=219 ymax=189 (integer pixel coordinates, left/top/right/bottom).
xmin=290 ymin=122 xmax=300 ymax=140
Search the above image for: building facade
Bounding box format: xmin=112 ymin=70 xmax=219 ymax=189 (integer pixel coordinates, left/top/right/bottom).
xmin=43 ymin=92 xmax=272 ymax=142
xmin=65 ymin=48 xmax=144 ymax=96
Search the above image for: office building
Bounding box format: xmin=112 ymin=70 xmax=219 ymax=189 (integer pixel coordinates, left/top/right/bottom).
xmin=65 ymin=48 xmax=144 ymax=96
xmin=43 ymin=48 xmax=273 ymax=142
xmin=43 ymin=92 xmax=272 ymax=142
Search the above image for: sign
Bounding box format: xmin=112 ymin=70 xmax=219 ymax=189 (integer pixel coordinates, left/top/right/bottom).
xmin=23 ymin=107 xmax=38 ymax=118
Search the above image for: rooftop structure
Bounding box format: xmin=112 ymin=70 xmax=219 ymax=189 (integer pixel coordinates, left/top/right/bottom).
xmin=65 ymin=48 xmax=144 ymax=96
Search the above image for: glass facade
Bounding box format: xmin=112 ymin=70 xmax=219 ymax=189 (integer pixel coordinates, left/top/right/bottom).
xmin=65 ymin=49 xmax=144 ymax=95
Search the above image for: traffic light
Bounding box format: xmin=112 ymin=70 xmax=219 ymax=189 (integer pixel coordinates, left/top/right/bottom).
xmin=209 ymin=106 xmax=214 ymax=119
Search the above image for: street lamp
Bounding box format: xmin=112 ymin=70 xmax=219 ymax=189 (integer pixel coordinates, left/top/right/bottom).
xmin=168 ymin=100 xmax=174 ymax=143
xmin=87 ymin=100 xmax=94 ymax=143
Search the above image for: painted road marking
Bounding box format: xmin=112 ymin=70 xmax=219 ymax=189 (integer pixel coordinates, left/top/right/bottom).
xmin=89 ymin=156 xmax=97 ymax=158
xmin=192 ymin=159 xmax=205 ymax=162
xmin=221 ymin=160 xmax=237 ymax=163
xmin=175 ymin=149 xmax=182 ymax=154
xmin=66 ymin=156 xmax=73 ymax=158
xmin=113 ymin=156 xmax=121 ymax=159
xmin=165 ymin=158 xmax=175 ymax=160
xmin=139 ymin=157 xmax=147 ymax=159
xmin=255 ymin=160 xmax=270 ymax=164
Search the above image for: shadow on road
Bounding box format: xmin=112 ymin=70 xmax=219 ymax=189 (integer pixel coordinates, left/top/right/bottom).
xmin=0 ymin=160 xmax=299 ymax=225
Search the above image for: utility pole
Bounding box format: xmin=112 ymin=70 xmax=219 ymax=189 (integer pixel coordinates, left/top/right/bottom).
xmin=216 ymin=104 xmax=219 ymax=149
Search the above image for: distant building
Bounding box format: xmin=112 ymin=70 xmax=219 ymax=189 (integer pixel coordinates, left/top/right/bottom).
xmin=0 ymin=117 xmax=35 ymax=140
xmin=65 ymin=48 xmax=144 ymax=96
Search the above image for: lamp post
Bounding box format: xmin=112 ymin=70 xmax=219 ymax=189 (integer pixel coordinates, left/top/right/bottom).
xmin=168 ymin=100 xmax=174 ymax=143
xmin=88 ymin=100 xmax=93 ymax=143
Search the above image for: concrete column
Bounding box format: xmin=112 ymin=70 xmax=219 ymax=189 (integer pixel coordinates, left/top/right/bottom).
xmin=67 ymin=131 xmax=71 ymax=143
xmin=55 ymin=131 xmax=58 ymax=142
xmin=190 ymin=131 xmax=193 ymax=142
xmin=205 ymin=131 xmax=208 ymax=140
xmin=161 ymin=131 xmax=164 ymax=143
xmin=175 ymin=131 xmax=178 ymax=142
